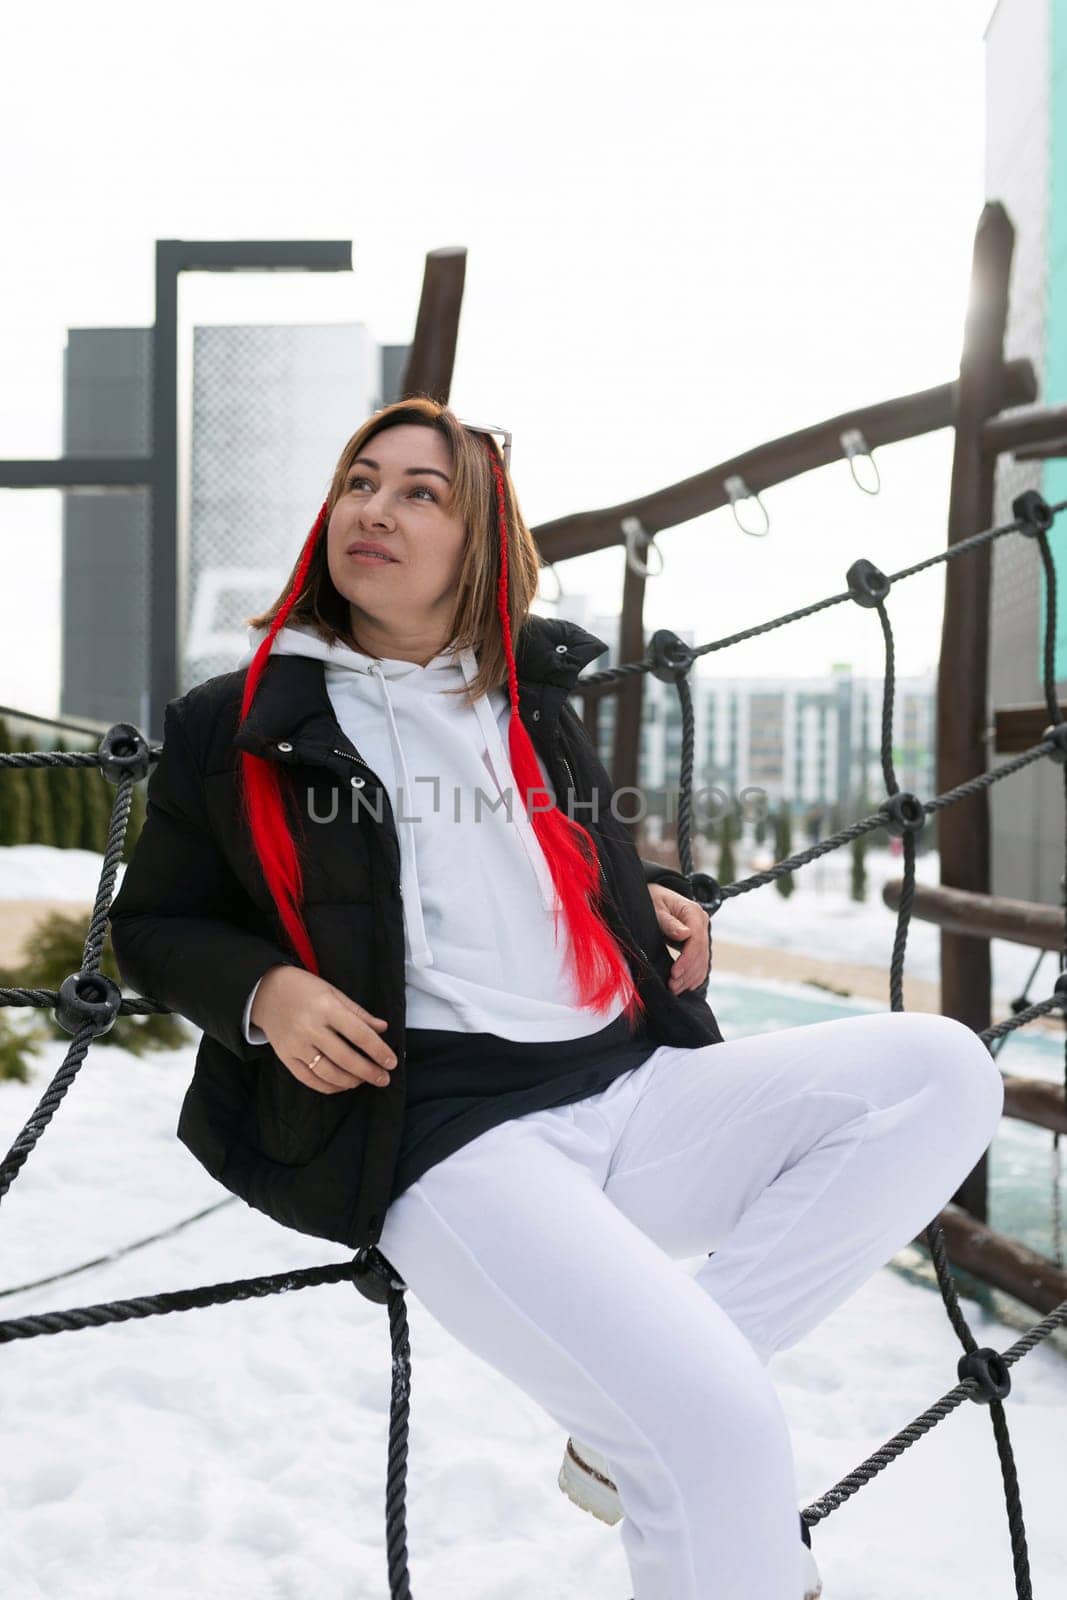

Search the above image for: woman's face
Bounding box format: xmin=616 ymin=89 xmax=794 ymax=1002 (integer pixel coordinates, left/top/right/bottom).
xmin=326 ymin=424 xmax=468 ymax=656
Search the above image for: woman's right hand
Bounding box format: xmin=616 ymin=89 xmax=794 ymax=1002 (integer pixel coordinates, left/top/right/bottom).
xmin=250 ymin=965 xmax=397 ymax=1094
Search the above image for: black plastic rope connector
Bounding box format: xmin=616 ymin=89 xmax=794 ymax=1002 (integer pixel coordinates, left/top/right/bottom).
xmin=1042 ymin=722 xmax=1067 ymax=764
xmin=1012 ymin=489 xmax=1054 ymax=539
xmin=957 ymin=1346 xmax=1012 ymax=1404
xmin=688 ymin=872 xmax=723 ymax=915
xmin=846 ymin=558 xmax=891 ymax=609
xmin=54 ymin=971 xmax=123 ymax=1037
xmin=350 ymin=1245 xmax=407 ymax=1304
xmin=98 ymin=723 xmax=152 ymax=785
xmin=648 ymin=629 xmax=695 ymax=683
xmin=1054 ymin=971 xmax=1067 ymax=1000
xmin=881 ymin=791 xmax=926 ymax=838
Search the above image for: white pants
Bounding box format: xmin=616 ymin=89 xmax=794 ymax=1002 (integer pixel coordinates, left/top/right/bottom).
xmin=377 ymin=1010 xmax=1005 ymax=1599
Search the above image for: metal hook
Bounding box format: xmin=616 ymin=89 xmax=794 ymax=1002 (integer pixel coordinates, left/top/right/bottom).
xmin=723 ymin=475 xmax=770 ymax=536
xmin=841 ymin=428 xmax=881 ymax=496
xmin=537 ymin=559 xmax=565 ymax=604
xmin=621 ymin=515 xmax=665 ymax=578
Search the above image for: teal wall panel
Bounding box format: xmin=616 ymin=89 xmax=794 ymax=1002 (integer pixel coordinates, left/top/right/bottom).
xmin=1047 ymin=0 xmax=1067 ymax=679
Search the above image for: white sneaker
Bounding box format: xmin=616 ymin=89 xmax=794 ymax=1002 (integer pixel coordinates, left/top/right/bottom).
xmin=800 ymin=1541 xmax=824 ymax=1598
xmin=558 ymin=1436 xmax=623 ymax=1525
xmin=559 ymin=1436 xmax=823 ymax=1598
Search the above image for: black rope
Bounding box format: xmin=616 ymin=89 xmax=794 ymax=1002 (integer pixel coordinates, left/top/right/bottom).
xmin=3 ymin=495 xmax=1067 ymax=1597
xmin=0 ymin=1258 xmax=366 ymax=1342
xmin=0 ymin=769 xmax=137 ymax=1205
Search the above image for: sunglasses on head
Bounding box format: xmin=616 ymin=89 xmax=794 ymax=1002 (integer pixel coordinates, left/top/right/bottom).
xmin=367 ymin=408 xmax=512 ymax=470
xmin=457 ymin=418 xmax=512 ymax=469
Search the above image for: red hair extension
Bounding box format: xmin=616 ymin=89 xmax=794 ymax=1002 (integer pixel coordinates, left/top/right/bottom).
xmin=237 ymin=499 xmax=330 ymax=973
xmin=238 ymin=450 xmax=647 ymax=1029
xmin=485 ymin=446 xmax=646 ymax=1029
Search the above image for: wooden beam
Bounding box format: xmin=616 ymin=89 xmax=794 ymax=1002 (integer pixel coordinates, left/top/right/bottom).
xmin=400 ymin=246 xmax=467 ymax=405
xmin=982 ymin=399 xmax=1067 ymax=458
xmin=915 ymin=1202 xmax=1067 ymax=1318
xmin=882 ymin=878 xmax=1063 ymax=950
xmin=1000 ymin=1076 xmax=1067 ymax=1138
xmin=612 ymin=548 xmax=648 ymax=822
xmin=993 ymin=702 xmax=1067 ymax=753
xmin=531 ymin=358 xmax=1035 ymax=564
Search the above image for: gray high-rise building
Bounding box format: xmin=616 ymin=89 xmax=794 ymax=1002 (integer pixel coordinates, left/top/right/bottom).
xmin=60 ymin=322 xmax=402 ymax=729
xmin=61 ymin=326 xmax=153 ymax=730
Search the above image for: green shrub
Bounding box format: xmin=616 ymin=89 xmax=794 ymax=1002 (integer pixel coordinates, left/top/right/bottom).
xmin=15 ymin=909 xmax=188 ymax=1055
xmin=774 ymin=806 xmax=795 ymax=899
xmin=718 ymin=809 xmax=736 ymax=887
xmin=0 ymin=718 xmax=33 ymax=847
xmin=851 ymin=830 xmax=868 ymax=903
xmin=0 ymin=1008 xmax=43 ymax=1083
xmin=46 ymin=738 xmax=85 ymax=849
xmin=78 ymin=766 xmax=113 ymax=854
xmin=16 ymin=734 xmax=56 ymax=847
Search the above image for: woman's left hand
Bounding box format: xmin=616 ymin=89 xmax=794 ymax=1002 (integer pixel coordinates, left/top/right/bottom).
xmin=647 ymin=883 xmax=712 ymax=994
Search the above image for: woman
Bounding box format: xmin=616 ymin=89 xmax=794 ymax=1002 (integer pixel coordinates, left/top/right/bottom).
xmin=108 ymin=399 xmax=1004 ymax=1600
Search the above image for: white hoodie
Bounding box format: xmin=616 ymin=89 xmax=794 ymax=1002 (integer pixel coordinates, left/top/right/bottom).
xmin=236 ymin=623 xmax=625 ymax=1043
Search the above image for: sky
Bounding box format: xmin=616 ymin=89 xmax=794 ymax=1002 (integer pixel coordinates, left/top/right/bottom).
xmin=0 ymin=0 xmax=1002 ymax=718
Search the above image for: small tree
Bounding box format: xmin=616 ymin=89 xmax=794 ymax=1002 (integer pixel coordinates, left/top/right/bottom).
xmin=16 ymin=910 xmax=188 ymax=1054
xmin=0 ymin=716 xmax=32 ymax=846
xmin=78 ymin=766 xmax=113 ymax=854
xmin=774 ymin=805 xmax=795 ymax=899
xmin=0 ymin=1009 xmax=43 ymax=1083
xmin=46 ymin=737 xmax=84 ymax=849
xmin=17 ymin=733 xmax=56 ymax=847
xmin=804 ymin=805 xmax=824 ymax=846
xmin=718 ymin=809 xmax=736 ymax=887
xmin=850 ymin=830 xmax=868 ymax=902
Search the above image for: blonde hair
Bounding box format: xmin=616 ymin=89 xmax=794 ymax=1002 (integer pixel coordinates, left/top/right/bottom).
xmin=238 ymin=398 xmax=645 ymax=1025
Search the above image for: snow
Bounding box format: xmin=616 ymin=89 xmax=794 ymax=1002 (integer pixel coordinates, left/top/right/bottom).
xmin=0 ymin=845 xmax=1065 ymax=1598
xmin=0 ymin=844 xmax=127 ymax=903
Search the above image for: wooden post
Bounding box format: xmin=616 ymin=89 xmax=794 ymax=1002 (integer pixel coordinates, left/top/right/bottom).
xmin=613 ymin=547 xmax=648 ymax=836
xmin=400 ymin=247 xmax=467 ymax=404
xmin=581 ymin=685 xmax=602 ymax=748
xmin=937 ymin=202 xmax=1015 ymax=1223
xmin=882 ymin=878 xmax=1064 ymax=950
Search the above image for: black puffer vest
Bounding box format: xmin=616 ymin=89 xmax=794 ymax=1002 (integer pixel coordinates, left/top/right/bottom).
xmin=108 ymin=614 xmax=722 ymax=1249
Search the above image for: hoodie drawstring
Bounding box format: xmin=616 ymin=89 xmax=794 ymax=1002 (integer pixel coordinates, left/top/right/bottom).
xmin=368 ymin=660 xmax=435 ymax=967
xmin=458 ymin=647 xmax=558 ymax=917
xmin=368 ymin=651 xmax=557 ymax=974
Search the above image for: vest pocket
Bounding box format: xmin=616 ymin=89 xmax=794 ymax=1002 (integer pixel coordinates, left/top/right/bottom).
xmin=252 ymin=1054 xmax=356 ymax=1166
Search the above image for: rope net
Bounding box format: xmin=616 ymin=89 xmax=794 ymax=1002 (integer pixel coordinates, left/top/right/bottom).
xmin=1 ymin=488 xmax=1066 ymax=1598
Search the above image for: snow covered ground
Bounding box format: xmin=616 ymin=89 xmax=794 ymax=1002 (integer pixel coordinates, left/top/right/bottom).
xmin=0 ymin=845 xmax=114 ymax=904
xmin=0 ymin=845 xmax=1065 ymax=1598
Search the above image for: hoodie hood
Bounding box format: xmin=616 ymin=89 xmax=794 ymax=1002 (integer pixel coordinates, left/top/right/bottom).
xmin=237 ymin=622 xmax=558 ymax=967
xmin=235 ymin=622 xmax=460 ymax=680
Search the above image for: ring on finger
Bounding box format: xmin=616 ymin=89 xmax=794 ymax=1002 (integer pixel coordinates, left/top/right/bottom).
xmin=307 ymin=1050 xmax=324 ymax=1071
